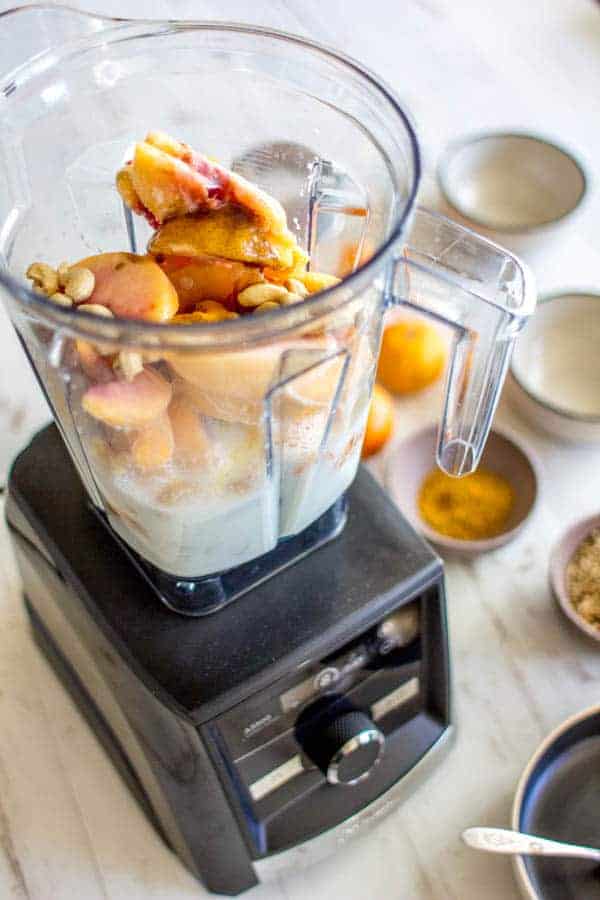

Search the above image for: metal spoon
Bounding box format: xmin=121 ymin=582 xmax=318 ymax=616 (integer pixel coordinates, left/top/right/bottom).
xmin=462 ymin=828 xmax=600 ymax=863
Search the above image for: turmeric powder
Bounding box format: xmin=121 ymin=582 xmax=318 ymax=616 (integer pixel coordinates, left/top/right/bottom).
xmin=418 ymin=467 xmax=515 ymax=541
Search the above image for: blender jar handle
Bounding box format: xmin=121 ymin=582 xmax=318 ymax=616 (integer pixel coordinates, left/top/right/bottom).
xmin=386 ymin=208 xmax=536 ymax=476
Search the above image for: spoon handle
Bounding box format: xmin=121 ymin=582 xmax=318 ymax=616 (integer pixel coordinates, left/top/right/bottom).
xmin=462 ymin=827 xmax=600 ymax=862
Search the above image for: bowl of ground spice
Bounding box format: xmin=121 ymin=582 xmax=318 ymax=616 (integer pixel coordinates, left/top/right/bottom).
xmin=550 ymin=515 xmax=600 ymax=642
xmin=386 ymin=424 xmax=539 ymax=553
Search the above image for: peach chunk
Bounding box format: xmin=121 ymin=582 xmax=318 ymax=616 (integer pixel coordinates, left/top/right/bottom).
xmin=82 ymin=368 xmax=172 ymax=428
xmin=169 ymin=337 xmax=344 ymax=426
xmin=172 ymin=301 xmax=239 ymax=324
xmin=299 ymin=271 xmax=341 ymax=294
xmin=117 ymin=131 xmax=290 ymax=238
xmin=168 ymin=395 xmax=210 ymax=464
xmin=131 ymin=414 xmax=174 ymax=470
xmin=148 ymin=207 xmax=296 ymax=270
xmin=75 ymin=253 xmax=178 ymax=322
xmin=75 ymin=340 xmax=114 ymax=383
xmin=159 ymin=255 xmax=263 ymax=310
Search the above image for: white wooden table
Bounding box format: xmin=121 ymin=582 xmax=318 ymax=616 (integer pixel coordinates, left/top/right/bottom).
xmin=1 ymin=1 xmax=600 ymax=898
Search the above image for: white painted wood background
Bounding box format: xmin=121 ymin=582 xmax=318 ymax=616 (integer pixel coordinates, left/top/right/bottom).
xmin=0 ymin=1 xmax=599 ymax=897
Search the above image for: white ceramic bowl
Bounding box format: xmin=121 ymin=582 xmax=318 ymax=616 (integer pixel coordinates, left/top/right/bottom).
xmin=438 ymin=131 xmax=588 ymax=260
xmin=508 ymin=292 xmax=600 ymax=443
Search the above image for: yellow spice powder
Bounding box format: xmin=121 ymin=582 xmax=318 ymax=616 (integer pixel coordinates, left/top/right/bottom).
xmin=418 ymin=467 xmax=515 ymax=541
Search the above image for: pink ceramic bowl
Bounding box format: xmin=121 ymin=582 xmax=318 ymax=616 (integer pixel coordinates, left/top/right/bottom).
xmin=385 ymin=424 xmax=539 ymax=555
xmin=549 ymin=514 xmax=600 ymax=643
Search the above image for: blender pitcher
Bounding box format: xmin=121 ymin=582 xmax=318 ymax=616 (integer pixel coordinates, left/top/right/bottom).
xmin=0 ymin=8 xmax=536 ymax=613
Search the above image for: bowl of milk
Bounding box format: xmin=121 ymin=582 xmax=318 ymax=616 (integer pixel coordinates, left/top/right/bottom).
xmin=508 ymin=292 xmax=600 ymax=443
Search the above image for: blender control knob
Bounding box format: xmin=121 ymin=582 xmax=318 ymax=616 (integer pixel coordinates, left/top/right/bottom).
xmin=299 ymin=705 xmax=385 ymax=786
xmin=377 ymin=603 xmax=420 ymax=652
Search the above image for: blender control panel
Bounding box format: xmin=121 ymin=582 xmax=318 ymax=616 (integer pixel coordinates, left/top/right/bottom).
xmin=216 ymin=600 xmax=421 ymax=759
xmin=210 ymin=587 xmax=449 ymax=856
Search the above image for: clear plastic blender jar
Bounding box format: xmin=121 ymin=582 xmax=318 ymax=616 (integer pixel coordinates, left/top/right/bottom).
xmin=0 ymin=8 xmax=536 ymax=604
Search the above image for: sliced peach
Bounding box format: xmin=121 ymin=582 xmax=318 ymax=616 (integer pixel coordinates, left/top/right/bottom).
xmin=148 ymin=208 xmax=295 ymax=270
xmin=299 ymin=271 xmax=341 ymax=294
xmin=172 ymin=301 xmax=239 ymax=324
xmin=118 ymin=132 xmax=291 ymax=239
xmin=159 ymin=255 xmax=263 ymax=310
xmin=115 ymin=168 xmax=143 ymax=214
xmin=75 ymin=252 xmax=178 ymax=322
xmin=82 ymin=368 xmax=172 ymax=428
xmin=262 ymin=247 xmax=309 ymax=284
xmin=169 ymin=337 xmax=343 ymax=426
xmin=145 ymin=130 xmax=188 ymax=159
xmin=131 ymin=141 xmax=208 ymax=222
xmin=168 ymin=395 xmax=210 ymax=464
xmin=75 ymin=340 xmax=114 ymax=383
xmin=131 ymin=414 xmax=174 ymax=470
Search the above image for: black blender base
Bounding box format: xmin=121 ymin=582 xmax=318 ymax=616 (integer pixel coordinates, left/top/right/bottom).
xmin=26 ymin=597 xmax=172 ymax=853
xmin=103 ymin=495 xmax=348 ymax=616
xmin=6 ymin=425 xmax=451 ymax=895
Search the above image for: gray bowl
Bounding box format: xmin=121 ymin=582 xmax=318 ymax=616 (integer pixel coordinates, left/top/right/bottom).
xmin=438 ymin=131 xmax=587 ymax=233
xmin=386 ymin=425 xmax=539 ymax=554
xmin=549 ymin=514 xmax=600 ymax=643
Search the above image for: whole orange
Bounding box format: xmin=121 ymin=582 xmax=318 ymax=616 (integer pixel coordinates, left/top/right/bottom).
xmin=377 ymin=318 xmax=446 ymax=395
xmin=362 ymin=384 xmax=394 ymax=458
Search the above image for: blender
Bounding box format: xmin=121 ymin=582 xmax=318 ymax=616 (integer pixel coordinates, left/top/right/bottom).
xmin=0 ymin=7 xmax=536 ymax=895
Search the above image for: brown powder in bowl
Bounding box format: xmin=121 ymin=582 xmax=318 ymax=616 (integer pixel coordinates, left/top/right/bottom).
xmin=567 ymin=528 xmax=600 ymax=628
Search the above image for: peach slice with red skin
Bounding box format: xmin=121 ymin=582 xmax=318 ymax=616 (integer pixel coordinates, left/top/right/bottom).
xmin=74 ymin=253 xmax=178 ymax=322
xmin=117 ymin=132 xmax=305 ymax=272
xmin=131 ymin=414 xmax=174 ymax=470
xmin=117 ymin=131 xmax=289 ymax=236
xmin=82 ymin=368 xmax=172 ymax=428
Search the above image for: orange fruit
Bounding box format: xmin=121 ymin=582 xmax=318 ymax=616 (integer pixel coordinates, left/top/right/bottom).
xmin=362 ymin=384 xmax=394 ymax=458
xmin=377 ymin=318 xmax=446 ymax=395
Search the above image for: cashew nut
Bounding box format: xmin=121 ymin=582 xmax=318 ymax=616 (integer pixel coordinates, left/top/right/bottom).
xmin=117 ymin=350 xmax=144 ymax=382
xmin=237 ymin=283 xmax=289 ymax=307
xmin=254 ymin=301 xmax=281 ymax=314
xmin=78 ymin=303 xmax=113 ymax=317
xmin=26 ymin=262 xmax=59 ymax=296
xmin=48 ymin=292 xmax=73 ymax=307
xmin=57 ymin=261 xmax=71 ymax=289
xmin=285 ymin=278 xmax=309 ymax=298
xmin=64 ymin=267 xmax=95 ymax=303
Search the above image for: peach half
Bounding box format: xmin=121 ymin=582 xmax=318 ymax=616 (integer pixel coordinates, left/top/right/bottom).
xmin=75 ymin=252 xmax=179 ymax=322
